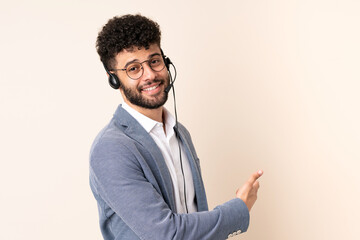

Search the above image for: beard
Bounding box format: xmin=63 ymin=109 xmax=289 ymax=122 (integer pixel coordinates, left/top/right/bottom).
xmin=119 ymin=76 xmax=169 ymax=109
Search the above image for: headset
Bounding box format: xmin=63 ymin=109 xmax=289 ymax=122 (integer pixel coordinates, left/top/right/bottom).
xmin=102 ymin=49 xmax=172 ymax=90
xmin=101 ymin=49 xmax=187 ymax=213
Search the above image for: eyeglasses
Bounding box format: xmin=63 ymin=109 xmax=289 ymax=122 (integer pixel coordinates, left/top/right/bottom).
xmin=112 ymin=56 xmax=166 ymax=80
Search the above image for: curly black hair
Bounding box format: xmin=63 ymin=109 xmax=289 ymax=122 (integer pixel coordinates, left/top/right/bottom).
xmin=96 ymin=14 xmax=161 ymax=69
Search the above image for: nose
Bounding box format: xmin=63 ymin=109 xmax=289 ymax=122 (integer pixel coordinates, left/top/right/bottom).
xmin=141 ymin=62 xmax=156 ymax=81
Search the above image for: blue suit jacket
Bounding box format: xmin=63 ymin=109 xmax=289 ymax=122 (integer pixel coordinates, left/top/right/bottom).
xmin=89 ymin=105 xmax=249 ymax=240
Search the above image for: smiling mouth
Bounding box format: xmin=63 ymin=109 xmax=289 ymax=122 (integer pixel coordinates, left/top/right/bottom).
xmin=142 ymin=83 xmax=160 ymax=92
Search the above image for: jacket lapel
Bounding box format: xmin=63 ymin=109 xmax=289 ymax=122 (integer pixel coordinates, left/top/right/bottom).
xmin=113 ymin=105 xmax=176 ymax=212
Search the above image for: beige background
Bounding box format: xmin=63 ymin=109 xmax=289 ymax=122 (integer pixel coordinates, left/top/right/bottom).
xmin=1 ymin=0 xmax=359 ymax=239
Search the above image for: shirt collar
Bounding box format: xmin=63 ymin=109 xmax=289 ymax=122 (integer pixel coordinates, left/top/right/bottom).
xmin=122 ymin=102 xmax=176 ymax=134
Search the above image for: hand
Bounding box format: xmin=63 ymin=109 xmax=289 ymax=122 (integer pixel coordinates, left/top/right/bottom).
xmin=236 ymin=170 xmax=263 ymax=212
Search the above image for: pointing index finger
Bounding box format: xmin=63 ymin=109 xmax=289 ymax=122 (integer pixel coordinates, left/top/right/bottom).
xmin=248 ymin=170 xmax=263 ymax=184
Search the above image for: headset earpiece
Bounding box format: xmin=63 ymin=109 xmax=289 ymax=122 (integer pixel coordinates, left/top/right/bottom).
xmin=108 ymin=74 xmax=120 ymax=89
xmin=102 ymin=62 xmax=120 ymax=89
xmin=161 ymin=48 xmax=172 ymax=71
xmin=164 ymin=56 xmax=171 ymax=70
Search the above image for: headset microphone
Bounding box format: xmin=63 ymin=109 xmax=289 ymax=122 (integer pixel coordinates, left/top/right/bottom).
xmin=164 ymin=78 xmax=175 ymax=93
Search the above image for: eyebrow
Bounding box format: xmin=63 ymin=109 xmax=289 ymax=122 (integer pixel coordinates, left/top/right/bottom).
xmin=124 ymin=53 xmax=161 ymax=68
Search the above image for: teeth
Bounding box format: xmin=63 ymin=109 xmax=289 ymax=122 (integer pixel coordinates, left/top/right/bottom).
xmin=143 ymin=84 xmax=159 ymax=91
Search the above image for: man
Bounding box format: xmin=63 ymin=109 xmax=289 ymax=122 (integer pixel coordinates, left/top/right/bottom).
xmin=90 ymin=14 xmax=263 ymax=240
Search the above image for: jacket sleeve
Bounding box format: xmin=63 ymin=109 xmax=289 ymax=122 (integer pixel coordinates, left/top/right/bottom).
xmin=90 ymin=137 xmax=250 ymax=240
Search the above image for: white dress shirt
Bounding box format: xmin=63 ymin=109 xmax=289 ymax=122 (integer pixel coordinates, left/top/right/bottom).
xmin=122 ymin=102 xmax=197 ymax=213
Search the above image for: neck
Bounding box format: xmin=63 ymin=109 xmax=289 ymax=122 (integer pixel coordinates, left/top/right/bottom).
xmin=124 ymin=99 xmax=164 ymax=123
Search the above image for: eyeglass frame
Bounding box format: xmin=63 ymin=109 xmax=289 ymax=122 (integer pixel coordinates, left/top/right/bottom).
xmin=111 ymin=54 xmax=166 ymax=80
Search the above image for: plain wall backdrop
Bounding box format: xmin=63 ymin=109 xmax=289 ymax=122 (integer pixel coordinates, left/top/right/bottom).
xmin=1 ymin=0 xmax=359 ymax=239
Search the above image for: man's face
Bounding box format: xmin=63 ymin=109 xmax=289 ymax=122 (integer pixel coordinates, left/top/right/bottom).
xmin=113 ymin=44 xmax=169 ymax=109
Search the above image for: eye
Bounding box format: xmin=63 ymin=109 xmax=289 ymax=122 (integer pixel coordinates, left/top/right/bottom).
xmin=128 ymin=67 xmax=137 ymax=72
xmin=150 ymin=58 xmax=161 ymax=66
xmin=127 ymin=63 xmax=141 ymax=73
